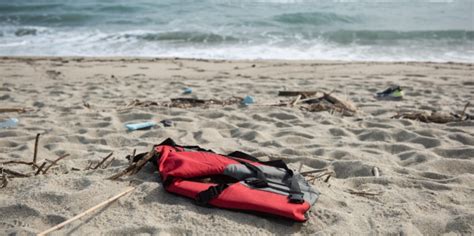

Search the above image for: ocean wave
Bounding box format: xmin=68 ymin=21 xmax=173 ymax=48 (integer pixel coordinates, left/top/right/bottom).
xmin=273 ymin=12 xmax=359 ymax=25
xmin=0 ymin=14 xmax=98 ymax=27
xmin=121 ymin=31 xmax=241 ymax=43
xmin=0 ymin=3 xmax=63 ymax=13
xmin=322 ymin=30 xmax=474 ymax=44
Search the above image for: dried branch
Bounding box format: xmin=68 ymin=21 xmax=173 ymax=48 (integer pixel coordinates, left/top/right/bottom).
xmin=109 ymin=150 xmax=157 ymax=180
xmin=33 ymin=133 xmax=40 ymax=168
xmin=460 ymin=102 xmax=470 ymax=120
xmin=0 ymin=160 xmax=40 ymax=169
xmin=347 ymin=189 xmax=382 ymax=196
xmin=43 ymin=154 xmax=70 ymax=174
xmin=0 ymin=108 xmax=29 ymax=113
xmin=0 ymin=167 xmax=29 ymax=178
xmin=35 ymin=162 xmax=47 ymax=175
xmin=91 ymin=152 xmax=113 ymax=170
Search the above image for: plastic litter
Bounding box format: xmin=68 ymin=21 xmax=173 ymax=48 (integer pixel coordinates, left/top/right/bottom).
xmin=0 ymin=118 xmax=18 ymax=128
xmin=183 ymin=88 xmax=192 ymax=94
xmin=125 ymin=121 xmax=156 ymax=131
xmin=241 ymin=96 xmax=255 ymax=106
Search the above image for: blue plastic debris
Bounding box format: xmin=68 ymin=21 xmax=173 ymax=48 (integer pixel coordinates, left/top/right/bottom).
xmin=125 ymin=121 xmax=156 ymax=131
xmin=183 ymin=88 xmax=192 ymax=94
xmin=0 ymin=118 xmax=18 ymax=128
xmin=241 ymin=96 xmax=255 ymax=106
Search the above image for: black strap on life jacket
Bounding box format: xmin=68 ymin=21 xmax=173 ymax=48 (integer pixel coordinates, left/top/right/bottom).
xmin=195 ymin=183 xmax=228 ymax=205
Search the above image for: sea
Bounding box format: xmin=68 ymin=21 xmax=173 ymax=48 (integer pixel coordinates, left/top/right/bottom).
xmin=0 ymin=0 xmax=473 ymax=62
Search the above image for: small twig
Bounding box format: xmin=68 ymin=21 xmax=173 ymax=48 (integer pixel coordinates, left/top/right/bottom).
xmin=43 ymin=154 xmax=70 ymax=174
xmin=460 ymin=102 xmax=470 ymax=120
xmin=83 ymin=100 xmax=91 ymax=109
xmin=33 ymin=133 xmax=40 ymax=169
xmin=300 ymin=168 xmax=328 ymax=176
xmin=84 ymin=161 xmax=93 ymax=171
xmin=108 ymin=163 xmax=137 ymax=180
xmin=291 ymin=95 xmax=302 ymax=107
xmin=0 ymin=167 xmax=29 ymax=178
xmin=109 ymin=150 xmax=157 ymax=180
xmin=102 ymin=158 xmax=115 ymax=169
xmin=92 ymin=152 xmax=113 ymax=170
xmin=0 ymin=108 xmax=28 ymax=113
xmin=1 ymin=170 xmax=9 ymax=188
xmin=347 ymin=189 xmax=381 ymax=196
xmin=0 ymin=161 xmax=40 ymax=169
xmin=35 ymin=162 xmax=47 ymax=175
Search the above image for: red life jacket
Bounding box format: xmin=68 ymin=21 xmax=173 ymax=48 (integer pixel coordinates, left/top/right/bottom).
xmin=153 ymin=138 xmax=319 ymax=222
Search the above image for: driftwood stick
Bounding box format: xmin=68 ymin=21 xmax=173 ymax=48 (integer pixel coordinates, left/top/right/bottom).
xmin=37 ymin=187 xmax=135 ymax=236
xmin=102 ymin=158 xmax=115 ymax=169
xmin=278 ymin=91 xmax=318 ymax=98
xmin=460 ymin=102 xmax=470 ymax=120
xmin=108 ymin=163 xmax=136 ymax=180
xmin=43 ymin=154 xmax=70 ymax=174
xmin=347 ymin=189 xmax=381 ymax=196
xmin=33 ymin=133 xmax=40 ymax=168
xmin=0 ymin=167 xmax=29 ymax=178
xmin=130 ymin=150 xmax=156 ymax=175
xmin=291 ymin=95 xmax=302 ymax=106
xmin=35 ymin=162 xmax=47 ymax=175
xmin=1 ymin=161 xmax=40 ymax=169
xmin=300 ymin=168 xmax=328 ymax=176
xmin=0 ymin=171 xmax=8 ymax=188
xmin=84 ymin=161 xmax=93 ymax=171
xmin=0 ymin=108 xmax=28 ymax=113
xmin=109 ymin=150 xmax=156 ymax=180
xmin=92 ymin=152 xmax=113 ymax=170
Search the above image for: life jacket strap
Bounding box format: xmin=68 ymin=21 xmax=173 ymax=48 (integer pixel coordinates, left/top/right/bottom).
xmin=196 ymin=184 xmax=228 ymax=205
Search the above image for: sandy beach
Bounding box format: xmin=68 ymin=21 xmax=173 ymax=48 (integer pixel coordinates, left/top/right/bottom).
xmin=0 ymin=57 xmax=473 ymax=235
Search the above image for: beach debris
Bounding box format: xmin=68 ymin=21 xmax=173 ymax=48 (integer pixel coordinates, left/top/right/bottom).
xmin=125 ymin=121 xmax=157 ymax=131
xmin=347 ymin=189 xmax=382 ymax=196
xmin=0 ymin=170 xmax=8 ymax=188
xmin=82 ymin=100 xmax=91 ymax=109
xmin=35 ymin=162 xmax=47 ymax=176
xmin=109 ymin=150 xmax=157 ymax=180
xmin=276 ymin=91 xmax=357 ymax=116
xmin=33 ymin=133 xmax=40 ymax=168
xmin=42 ymin=154 xmax=70 ymax=174
xmin=37 ymin=187 xmax=135 ymax=236
xmin=183 ymin=87 xmax=193 ymax=94
xmin=372 ymin=167 xmax=380 ymax=177
xmin=165 ymin=97 xmax=243 ymax=108
xmin=88 ymin=152 xmax=114 ymax=170
xmin=278 ymin=91 xmax=319 ymax=99
xmin=301 ymin=168 xmax=334 ymax=184
xmin=241 ymin=95 xmax=255 ymax=106
xmin=375 ymin=85 xmax=404 ymax=100
xmin=0 ymin=167 xmax=30 ymax=178
xmin=161 ymin=119 xmax=173 ymax=127
xmin=0 ymin=107 xmax=30 ymax=113
xmin=0 ymin=118 xmax=18 ymax=128
xmin=391 ymin=102 xmax=472 ymax=124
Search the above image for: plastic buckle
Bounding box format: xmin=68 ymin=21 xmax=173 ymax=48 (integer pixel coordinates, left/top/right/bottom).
xmin=289 ymin=193 xmax=305 ymax=204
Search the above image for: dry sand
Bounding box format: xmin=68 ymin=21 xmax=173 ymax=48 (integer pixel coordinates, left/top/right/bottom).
xmin=0 ymin=57 xmax=473 ymax=235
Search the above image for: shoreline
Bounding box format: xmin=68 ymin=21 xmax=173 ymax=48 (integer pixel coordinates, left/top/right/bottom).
xmin=1 ymin=56 xmax=473 ymax=66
